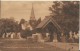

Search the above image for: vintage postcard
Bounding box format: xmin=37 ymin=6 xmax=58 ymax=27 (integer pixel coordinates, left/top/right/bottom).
xmin=0 ymin=0 xmax=79 ymax=51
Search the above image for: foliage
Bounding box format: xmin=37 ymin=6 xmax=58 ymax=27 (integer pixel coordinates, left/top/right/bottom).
xmin=37 ymin=17 xmax=41 ymax=25
xmin=0 ymin=18 xmax=19 ymax=37
xmin=19 ymin=19 xmax=26 ymax=31
xmin=20 ymin=28 xmax=32 ymax=38
xmin=49 ymin=1 xmax=79 ymax=33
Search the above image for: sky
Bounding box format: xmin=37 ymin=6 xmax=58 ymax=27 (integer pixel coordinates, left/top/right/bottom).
xmin=1 ymin=1 xmax=53 ymax=21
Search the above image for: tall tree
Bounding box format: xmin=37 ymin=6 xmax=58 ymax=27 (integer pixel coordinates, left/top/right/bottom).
xmin=49 ymin=1 xmax=79 ymax=33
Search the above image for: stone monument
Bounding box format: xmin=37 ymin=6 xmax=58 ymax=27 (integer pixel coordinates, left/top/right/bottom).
xmin=53 ymin=32 xmax=58 ymax=43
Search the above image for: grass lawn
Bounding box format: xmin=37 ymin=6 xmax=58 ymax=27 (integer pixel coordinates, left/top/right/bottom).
xmin=0 ymin=39 xmax=67 ymax=51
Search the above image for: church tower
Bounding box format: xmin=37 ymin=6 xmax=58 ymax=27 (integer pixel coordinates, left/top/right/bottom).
xmin=29 ymin=4 xmax=37 ymax=29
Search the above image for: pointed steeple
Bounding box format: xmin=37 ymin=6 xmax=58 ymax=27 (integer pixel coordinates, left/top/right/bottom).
xmin=30 ymin=3 xmax=36 ymax=20
xmin=29 ymin=3 xmax=37 ymax=29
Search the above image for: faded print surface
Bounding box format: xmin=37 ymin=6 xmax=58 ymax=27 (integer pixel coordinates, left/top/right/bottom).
xmin=0 ymin=1 xmax=79 ymax=51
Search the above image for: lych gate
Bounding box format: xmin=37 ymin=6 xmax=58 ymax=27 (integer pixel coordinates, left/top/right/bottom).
xmin=36 ymin=16 xmax=62 ymax=42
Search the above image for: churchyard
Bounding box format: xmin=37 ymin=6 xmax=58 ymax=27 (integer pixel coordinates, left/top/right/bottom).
xmin=0 ymin=31 xmax=79 ymax=51
xmin=0 ymin=1 xmax=79 ymax=51
xmin=0 ymin=39 xmax=68 ymax=51
xmin=0 ymin=38 xmax=78 ymax=51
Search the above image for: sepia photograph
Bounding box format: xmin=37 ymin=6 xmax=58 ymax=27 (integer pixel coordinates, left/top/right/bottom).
xmin=0 ymin=1 xmax=79 ymax=51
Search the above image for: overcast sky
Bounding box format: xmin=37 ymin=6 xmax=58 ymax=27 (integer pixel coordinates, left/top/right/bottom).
xmin=1 ymin=1 xmax=53 ymax=21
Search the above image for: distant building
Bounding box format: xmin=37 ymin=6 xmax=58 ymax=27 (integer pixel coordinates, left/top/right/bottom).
xmin=21 ymin=4 xmax=41 ymax=31
xmin=29 ymin=4 xmax=37 ymax=30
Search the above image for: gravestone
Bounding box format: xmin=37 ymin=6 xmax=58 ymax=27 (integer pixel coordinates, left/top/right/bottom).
xmin=60 ymin=33 xmax=66 ymax=42
xmin=6 ymin=33 xmax=9 ymax=38
xmin=11 ymin=33 xmax=14 ymax=39
xmin=6 ymin=33 xmax=11 ymax=38
xmin=73 ymin=32 xmax=79 ymax=39
xmin=37 ymin=33 xmax=44 ymax=42
xmin=46 ymin=33 xmax=49 ymax=37
xmin=2 ymin=33 xmax=5 ymax=38
xmin=53 ymin=33 xmax=58 ymax=42
xmin=17 ymin=33 xmax=22 ymax=39
xmin=69 ymin=31 xmax=73 ymax=39
xmin=32 ymin=33 xmax=44 ymax=42
xmin=44 ymin=33 xmax=50 ymax=42
xmin=69 ymin=31 xmax=74 ymax=43
xmin=32 ymin=34 xmax=38 ymax=42
xmin=73 ymin=32 xmax=79 ymax=43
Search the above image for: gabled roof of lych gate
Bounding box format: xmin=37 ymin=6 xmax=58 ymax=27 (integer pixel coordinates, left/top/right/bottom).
xmin=36 ymin=16 xmax=62 ymax=33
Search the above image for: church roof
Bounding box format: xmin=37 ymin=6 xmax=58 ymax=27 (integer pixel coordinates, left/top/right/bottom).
xmin=36 ymin=16 xmax=62 ymax=33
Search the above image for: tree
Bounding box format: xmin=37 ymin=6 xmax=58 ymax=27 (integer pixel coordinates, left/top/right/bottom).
xmin=19 ymin=19 xmax=25 ymax=31
xmin=49 ymin=1 xmax=79 ymax=33
xmin=37 ymin=17 xmax=41 ymax=25
xmin=20 ymin=28 xmax=32 ymax=38
xmin=0 ymin=18 xmax=19 ymax=37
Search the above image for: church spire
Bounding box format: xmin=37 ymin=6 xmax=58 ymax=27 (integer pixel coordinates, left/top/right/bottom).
xmin=29 ymin=3 xmax=37 ymax=29
xmin=30 ymin=3 xmax=36 ymax=20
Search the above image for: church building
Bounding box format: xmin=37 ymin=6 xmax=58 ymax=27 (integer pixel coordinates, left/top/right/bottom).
xmin=29 ymin=4 xmax=37 ymax=30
